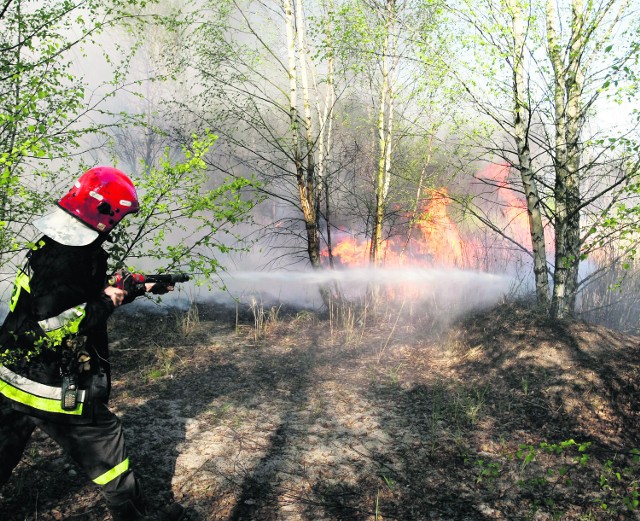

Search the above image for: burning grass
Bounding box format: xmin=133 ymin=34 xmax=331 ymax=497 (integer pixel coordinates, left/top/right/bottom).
xmin=1 ymin=298 xmax=639 ymax=520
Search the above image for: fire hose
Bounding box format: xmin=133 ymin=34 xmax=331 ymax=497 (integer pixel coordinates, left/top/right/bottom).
xmin=107 ymin=270 xmax=191 ymax=296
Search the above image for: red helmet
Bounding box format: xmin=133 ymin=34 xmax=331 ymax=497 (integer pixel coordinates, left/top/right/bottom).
xmin=34 ymin=166 xmax=139 ymax=246
xmin=59 ymin=166 xmax=140 ymax=234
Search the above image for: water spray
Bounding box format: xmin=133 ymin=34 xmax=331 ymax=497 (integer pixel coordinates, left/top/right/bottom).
xmin=215 ymin=267 xmax=515 ymax=313
xmin=223 ymin=267 xmax=510 ymax=286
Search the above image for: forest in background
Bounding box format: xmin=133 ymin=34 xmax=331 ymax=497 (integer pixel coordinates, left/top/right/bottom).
xmin=1 ymin=0 xmax=640 ymax=331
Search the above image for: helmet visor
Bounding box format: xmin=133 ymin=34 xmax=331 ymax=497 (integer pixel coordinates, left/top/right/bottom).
xmin=33 ymin=207 xmax=100 ymax=246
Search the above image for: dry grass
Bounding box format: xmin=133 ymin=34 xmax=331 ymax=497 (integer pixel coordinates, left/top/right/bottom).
xmin=2 ymin=299 xmax=640 ymax=521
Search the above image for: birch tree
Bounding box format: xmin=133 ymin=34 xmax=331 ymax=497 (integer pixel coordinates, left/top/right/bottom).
xmin=369 ymin=0 xmax=398 ymax=265
xmin=543 ymin=0 xmax=637 ymax=316
xmin=331 ymin=0 xmax=451 ymax=267
xmin=164 ymin=0 xmax=345 ymax=302
xmin=450 ymin=0 xmax=640 ymax=318
xmin=284 ymin=0 xmax=322 ymax=271
xmin=508 ymin=0 xmax=550 ymax=306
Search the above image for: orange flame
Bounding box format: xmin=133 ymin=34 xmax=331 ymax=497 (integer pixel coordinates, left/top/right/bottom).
xmin=481 ymin=163 xmax=532 ymax=248
xmin=411 ymin=189 xmax=464 ymax=267
xmin=322 ymin=164 xmax=549 ymax=272
xmin=329 ymin=237 xmax=370 ymax=267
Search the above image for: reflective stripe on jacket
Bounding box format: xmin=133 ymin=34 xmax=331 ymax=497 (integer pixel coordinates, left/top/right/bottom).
xmin=38 ymin=304 xmax=87 ymax=344
xmin=9 ymin=270 xmax=30 ymax=312
xmin=0 ymin=364 xmax=86 ymax=415
xmin=9 ymin=268 xmax=87 ymax=345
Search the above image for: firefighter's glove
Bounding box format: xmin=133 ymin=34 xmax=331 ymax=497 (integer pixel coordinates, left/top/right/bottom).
xmin=118 ymin=270 xmax=146 ymax=303
xmin=149 ymin=283 xmax=171 ymax=295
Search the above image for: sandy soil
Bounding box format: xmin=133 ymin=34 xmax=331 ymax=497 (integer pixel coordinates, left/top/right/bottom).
xmin=1 ymin=299 xmax=639 ymax=520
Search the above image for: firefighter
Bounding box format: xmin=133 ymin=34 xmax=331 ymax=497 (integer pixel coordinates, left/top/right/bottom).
xmin=0 ymin=167 xmax=186 ymax=521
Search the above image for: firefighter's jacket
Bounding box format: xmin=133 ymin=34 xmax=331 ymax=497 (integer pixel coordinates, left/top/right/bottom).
xmin=0 ymin=236 xmax=116 ymax=423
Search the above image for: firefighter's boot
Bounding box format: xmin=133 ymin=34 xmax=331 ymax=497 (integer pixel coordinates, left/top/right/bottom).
xmin=108 ymin=495 xmax=146 ymax=521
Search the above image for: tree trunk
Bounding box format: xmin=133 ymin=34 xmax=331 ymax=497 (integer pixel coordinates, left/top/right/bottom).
xmin=547 ymin=0 xmax=585 ymax=318
xmin=284 ymin=0 xmax=316 ymax=265
xmin=315 ymin=0 xmax=336 ymax=269
xmin=285 ymin=0 xmax=333 ymax=305
xmin=562 ymin=0 xmax=586 ymax=312
xmin=370 ymin=0 xmax=395 ymax=267
xmin=509 ymin=0 xmax=550 ymax=308
xmin=546 ymin=0 xmax=570 ymax=318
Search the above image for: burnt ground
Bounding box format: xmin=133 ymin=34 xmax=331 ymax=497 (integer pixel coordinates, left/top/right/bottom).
xmin=1 ymin=298 xmax=639 ymax=520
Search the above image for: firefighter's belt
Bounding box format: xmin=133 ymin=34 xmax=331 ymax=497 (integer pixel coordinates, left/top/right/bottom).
xmin=0 ymin=364 xmax=86 ymax=415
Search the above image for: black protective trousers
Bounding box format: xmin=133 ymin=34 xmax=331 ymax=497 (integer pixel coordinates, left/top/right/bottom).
xmin=0 ymin=396 xmax=139 ymax=510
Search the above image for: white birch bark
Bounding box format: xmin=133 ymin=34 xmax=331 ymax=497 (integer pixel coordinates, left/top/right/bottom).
xmin=546 ymin=0 xmax=627 ymax=317
xmin=508 ymin=0 xmax=550 ymax=307
xmin=284 ymin=0 xmax=319 ymax=267
xmin=546 ymin=0 xmax=572 ymax=318
xmin=370 ymin=0 xmax=395 ymax=266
